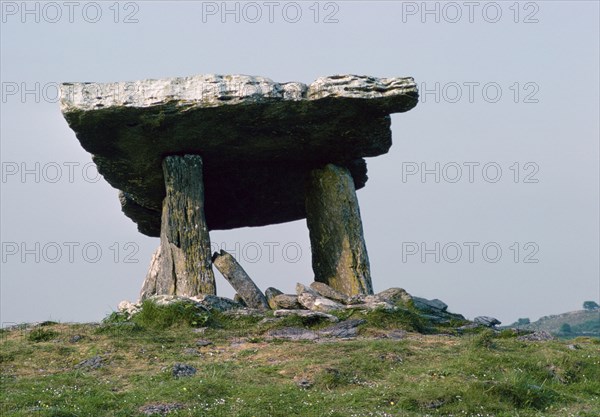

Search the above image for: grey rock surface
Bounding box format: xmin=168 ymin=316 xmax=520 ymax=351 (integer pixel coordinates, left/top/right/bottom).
xmin=376 ymin=288 xmax=413 ymax=305
xmin=474 ymin=316 xmax=502 ymax=327
xmin=139 ymin=402 xmax=184 ymax=416
xmin=212 ymin=250 xmax=269 ymax=310
xmin=413 ymin=297 xmax=449 ymax=312
xmin=59 ymin=74 xmax=418 ymax=235
xmin=318 ymin=319 xmax=365 ymax=338
xmin=195 ymin=339 xmax=213 ymax=347
xmin=345 ymin=301 xmax=396 ymax=311
xmin=265 ymin=287 xmax=284 ymax=309
xmin=265 ymin=327 xmax=319 ymax=341
xmin=296 ymin=283 xmax=319 ymax=297
xmin=194 ymin=294 xmax=242 ymax=311
xmin=139 ymin=245 xmax=162 ymax=300
xmin=126 ymin=294 xmax=238 ymax=313
xmin=172 ymin=363 xmax=197 ymax=378
xmin=233 ymin=293 xmax=247 ymax=307
xmin=221 ymin=308 xmax=266 ymax=317
xmin=310 ymin=282 xmax=349 ymax=304
xmin=75 ymin=355 xmax=104 ymax=370
xmin=272 ymin=309 xmax=339 ymax=323
xmin=516 ymin=331 xmax=555 ymax=341
xmin=271 ymin=294 xmax=302 ymax=310
xmin=265 ymin=319 xmax=365 ymax=341
xmin=298 ymin=291 xmax=344 ymax=313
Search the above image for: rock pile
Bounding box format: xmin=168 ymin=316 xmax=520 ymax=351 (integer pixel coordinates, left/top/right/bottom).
xmin=119 ymin=281 xmax=469 ymax=329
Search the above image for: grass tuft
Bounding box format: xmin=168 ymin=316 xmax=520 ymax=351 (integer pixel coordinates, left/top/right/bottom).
xmin=28 ymin=328 xmax=59 ymax=342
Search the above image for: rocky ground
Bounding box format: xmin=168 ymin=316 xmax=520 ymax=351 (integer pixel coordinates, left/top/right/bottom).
xmin=3 ymin=285 xmax=599 ymax=416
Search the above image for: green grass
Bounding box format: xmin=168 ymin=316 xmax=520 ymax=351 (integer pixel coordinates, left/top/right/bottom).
xmin=1 ymin=305 xmax=599 ymax=417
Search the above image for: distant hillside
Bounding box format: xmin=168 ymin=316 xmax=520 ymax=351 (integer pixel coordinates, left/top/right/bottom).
xmin=508 ymin=309 xmax=600 ymax=338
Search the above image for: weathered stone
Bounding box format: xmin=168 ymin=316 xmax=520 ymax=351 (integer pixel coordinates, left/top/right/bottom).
xmin=265 ymin=287 xmax=284 ymax=309
xmin=385 ymin=329 xmax=407 ymax=340
xmin=305 ymin=164 xmax=373 ymax=296
xmin=345 ymin=294 xmax=367 ymax=305
xmin=153 ymin=155 xmax=216 ymax=296
xmin=298 ymin=291 xmax=344 ymax=313
xmin=212 ymin=250 xmax=269 ymax=310
xmin=271 ymin=294 xmax=302 ymax=310
xmin=516 ymin=331 xmax=555 ymax=342
xmin=193 ymin=327 xmax=208 ymax=334
xmin=75 ymin=355 xmax=104 ymax=370
xmin=172 ymin=363 xmax=196 ymax=378
xmin=413 ymin=297 xmax=448 ymax=312
xmin=191 ymin=294 xmax=241 ymax=312
xmin=296 ymin=283 xmax=319 ymax=297
xmin=182 ymin=348 xmax=199 ymax=356
xmin=264 ymin=319 xmax=364 ymax=340
xmin=343 ymin=294 xmax=396 ymax=311
xmin=474 ymin=316 xmax=501 ymax=327
xmin=345 ymin=301 xmax=396 ymax=312
xmin=310 ymin=282 xmax=349 ymax=304
xmin=318 ymin=319 xmax=365 ymax=338
xmin=362 ymin=295 xmax=381 ymax=304
xmin=139 ymin=403 xmax=184 ymax=416
xmin=265 ymin=327 xmax=319 ymax=341
xmin=233 ymin=293 xmax=247 ymax=307
xmin=139 ymin=245 xmax=161 ymax=300
xmin=117 ymin=300 xmax=141 ymax=316
xmin=59 ymin=74 xmax=418 ymax=235
xmin=152 ymin=295 xmax=210 ymax=313
xmin=265 ymin=287 xmax=283 ymax=298
xmin=195 ymin=339 xmax=213 ymax=347
xmin=273 ymin=309 xmax=339 ymax=323
xmin=376 ymin=288 xmax=413 ymax=305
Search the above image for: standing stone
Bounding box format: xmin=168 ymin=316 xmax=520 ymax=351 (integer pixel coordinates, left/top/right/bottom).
xmin=305 ymin=164 xmax=373 ymax=296
xmin=157 ymin=155 xmax=216 ymax=296
xmin=212 ymin=250 xmax=269 ymax=310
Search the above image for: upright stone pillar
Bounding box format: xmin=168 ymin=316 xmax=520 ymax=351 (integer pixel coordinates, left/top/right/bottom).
xmin=305 ymin=163 xmax=373 ymax=296
xmin=140 ymin=155 xmax=216 ymax=299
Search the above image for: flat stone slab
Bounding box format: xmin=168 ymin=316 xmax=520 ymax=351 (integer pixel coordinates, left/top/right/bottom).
xmin=60 ymin=74 xmax=418 ymax=235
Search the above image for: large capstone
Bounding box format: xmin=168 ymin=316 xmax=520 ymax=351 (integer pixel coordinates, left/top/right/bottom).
xmin=59 ymin=74 xmax=418 ymax=236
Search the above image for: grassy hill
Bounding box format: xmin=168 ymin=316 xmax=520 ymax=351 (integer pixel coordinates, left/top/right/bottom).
xmin=508 ymin=309 xmax=600 ymax=338
xmin=1 ymin=303 xmax=599 ymax=417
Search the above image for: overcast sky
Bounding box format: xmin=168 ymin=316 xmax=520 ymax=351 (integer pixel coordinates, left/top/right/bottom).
xmin=1 ymin=1 xmax=598 ymax=326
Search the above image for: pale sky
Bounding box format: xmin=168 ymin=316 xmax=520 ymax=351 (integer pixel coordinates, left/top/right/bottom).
xmin=1 ymin=1 xmax=599 ymax=326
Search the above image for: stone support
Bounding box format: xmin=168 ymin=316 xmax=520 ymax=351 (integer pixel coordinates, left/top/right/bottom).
xmin=305 ymin=164 xmax=373 ymax=295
